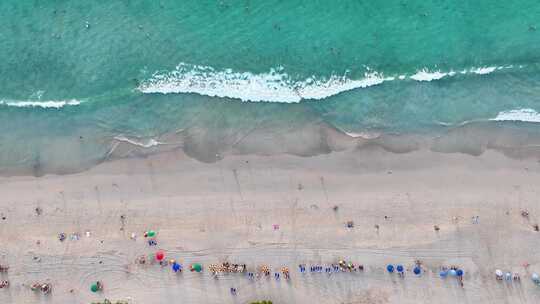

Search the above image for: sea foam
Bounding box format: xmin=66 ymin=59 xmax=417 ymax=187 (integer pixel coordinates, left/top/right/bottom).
xmin=410 ymin=66 xmax=511 ymax=82
xmin=113 ymin=135 xmax=163 ymax=148
xmin=410 ymin=70 xmax=454 ymax=81
xmin=138 ymin=63 xmax=392 ymax=103
xmin=491 ymin=109 xmax=540 ymax=123
xmin=0 ymin=99 xmax=81 ymax=109
xmin=139 ymin=63 xmax=518 ymax=102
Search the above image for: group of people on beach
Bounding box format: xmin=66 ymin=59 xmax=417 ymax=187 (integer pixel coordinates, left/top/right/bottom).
xmin=2 ymin=252 xmax=540 ymax=298
xmin=30 ymin=282 xmax=52 ymax=294
xmin=208 ymin=262 xmax=247 ymax=274
xmin=0 ymin=265 xmax=8 ymax=289
xmin=495 ymin=270 xmax=521 ymax=282
xmin=298 ymin=260 xmax=364 ymax=274
xmin=4 ymin=219 xmax=538 ymax=299
xmin=199 ymin=262 xmax=292 ymax=281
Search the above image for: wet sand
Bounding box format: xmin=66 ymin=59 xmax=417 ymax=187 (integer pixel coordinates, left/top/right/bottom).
xmin=1 ymin=147 xmax=540 ymax=303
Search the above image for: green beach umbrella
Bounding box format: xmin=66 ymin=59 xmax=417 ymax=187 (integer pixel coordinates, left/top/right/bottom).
xmin=147 ymin=230 xmax=156 ymax=237
xmin=90 ymin=283 xmax=99 ymax=292
xmin=191 ymin=263 xmax=202 ymax=272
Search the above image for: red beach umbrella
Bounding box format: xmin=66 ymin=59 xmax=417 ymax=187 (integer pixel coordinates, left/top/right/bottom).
xmin=156 ymin=250 xmax=165 ymax=261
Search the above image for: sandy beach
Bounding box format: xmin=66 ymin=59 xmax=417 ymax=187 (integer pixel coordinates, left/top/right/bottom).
xmin=2 ymin=1 xmax=540 ymax=303
xmin=1 ymin=145 xmax=540 ymax=304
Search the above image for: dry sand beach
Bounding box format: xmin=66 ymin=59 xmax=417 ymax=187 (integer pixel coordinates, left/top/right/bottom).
xmin=2 ymin=144 xmax=540 ymax=304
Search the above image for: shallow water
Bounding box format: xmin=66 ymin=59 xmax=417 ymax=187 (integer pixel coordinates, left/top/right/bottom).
xmin=1 ymin=1 xmax=540 ymax=174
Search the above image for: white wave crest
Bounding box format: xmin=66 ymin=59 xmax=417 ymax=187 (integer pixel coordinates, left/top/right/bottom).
xmin=296 ymin=73 xmax=394 ymax=100
xmin=491 ymin=109 xmax=540 ymax=123
xmin=139 ymin=63 xmax=520 ymax=102
xmin=410 ymin=65 xmax=509 ymax=82
xmin=410 ymin=69 xmax=454 ymax=81
xmin=0 ymin=99 xmax=81 ymax=109
xmin=470 ymin=66 xmax=497 ymax=75
xmin=114 ymin=135 xmax=163 ymax=148
xmin=138 ymin=63 xmax=392 ymax=103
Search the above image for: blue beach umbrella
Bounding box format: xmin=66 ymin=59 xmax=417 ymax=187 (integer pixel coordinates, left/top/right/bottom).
xmin=448 ymin=269 xmax=457 ymax=277
xmin=172 ymin=262 xmax=182 ymax=272
xmin=440 ymin=270 xmax=448 ymax=278
xmin=386 ymin=265 xmax=394 ymax=273
xmin=396 ymin=265 xmax=404 ymax=273
xmin=456 ymin=269 xmax=464 ymax=277
xmin=413 ymin=266 xmax=421 ymax=275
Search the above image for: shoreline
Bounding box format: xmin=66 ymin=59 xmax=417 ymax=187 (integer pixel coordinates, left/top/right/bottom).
xmin=3 ymin=120 xmax=540 ymax=178
xmin=1 ymin=147 xmax=540 ymax=303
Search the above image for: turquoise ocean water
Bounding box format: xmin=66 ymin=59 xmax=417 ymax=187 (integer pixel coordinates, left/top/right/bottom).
xmin=1 ymin=1 xmax=540 ymax=174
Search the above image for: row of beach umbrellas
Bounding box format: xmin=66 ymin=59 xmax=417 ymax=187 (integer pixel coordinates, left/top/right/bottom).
xmin=387 ymin=264 xmax=424 ymax=276
xmin=142 ymin=230 xmax=538 ymax=285
xmin=387 ymin=264 xmax=463 ymax=278
xmin=142 ymin=236 xmax=539 ymax=286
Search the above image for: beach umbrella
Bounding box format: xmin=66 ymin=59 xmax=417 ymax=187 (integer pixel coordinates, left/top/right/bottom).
xmin=495 ymin=269 xmax=503 ymax=277
xmin=386 ymin=265 xmax=394 ymax=273
xmin=147 ymin=230 xmax=156 ymax=237
xmin=440 ymin=270 xmax=448 ymax=278
xmin=413 ymin=266 xmax=421 ymax=275
xmin=448 ymin=269 xmax=457 ymax=277
xmin=191 ymin=263 xmax=202 ymax=272
xmin=456 ymin=269 xmax=464 ymax=277
xmin=172 ymin=262 xmax=182 ymax=272
xmin=155 ymin=250 xmax=165 ymax=261
xmin=532 ymin=273 xmax=540 ymax=283
xmin=396 ymin=265 xmax=404 ymax=273
xmin=90 ymin=283 xmax=99 ymax=293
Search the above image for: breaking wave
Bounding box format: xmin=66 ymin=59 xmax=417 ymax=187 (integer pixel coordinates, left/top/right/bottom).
xmin=491 ymin=108 xmax=540 ymax=123
xmin=409 ymin=65 xmax=515 ymax=82
xmin=0 ymin=99 xmax=82 ymax=109
xmin=138 ymin=63 xmax=392 ymax=103
xmin=138 ymin=63 xmax=517 ymax=103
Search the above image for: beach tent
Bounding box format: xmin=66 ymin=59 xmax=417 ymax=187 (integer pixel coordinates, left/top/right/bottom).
xmin=413 ymin=266 xmax=421 ymax=275
xmin=505 ymin=272 xmax=512 ymax=281
xmin=386 ymin=265 xmax=394 ymax=273
xmin=191 ymin=263 xmax=203 ymax=272
xmin=532 ymin=273 xmax=540 ymax=283
xmin=396 ymin=265 xmax=404 ymax=273
xmin=495 ymin=269 xmax=503 ymax=277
